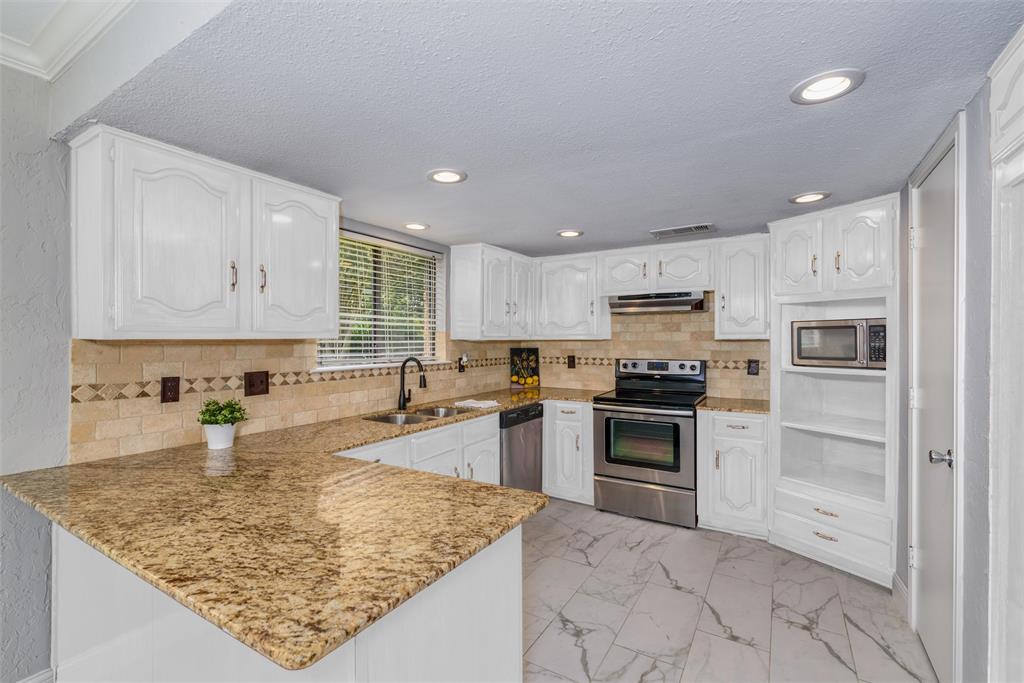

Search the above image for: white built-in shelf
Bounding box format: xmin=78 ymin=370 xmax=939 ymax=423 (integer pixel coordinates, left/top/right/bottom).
xmin=778 ymin=466 xmax=885 ymax=504
xmin=782 ymin=365 xmax=887 ymax=379
xmin=780 ymin=412 xmax=886 ymax=443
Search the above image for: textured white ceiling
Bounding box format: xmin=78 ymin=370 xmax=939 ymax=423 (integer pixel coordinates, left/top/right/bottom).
xmin=67 ymin=0 xmax=1024 ymax=255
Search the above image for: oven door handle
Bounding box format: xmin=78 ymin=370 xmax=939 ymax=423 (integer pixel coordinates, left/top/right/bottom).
xmin=594 ymin=404 xmax=695 ymax=418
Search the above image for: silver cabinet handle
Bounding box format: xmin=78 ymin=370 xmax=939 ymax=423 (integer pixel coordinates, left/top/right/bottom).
xmin=259 ymin=264 xmax=267 ymax=293
xmin=560 ymin=409 xmax=577 ymax=415
xmin=468 ymin=463 xmax=474 ymax=480
xmin=658 ymin=260 xmax=663 ymax=277
xmin=715 ymin=449 xmax=720 ymax=470
xmin=811 ymin=254 xmax=818 ymax=276
xmin=726 ymin=424 xmax=749 ymax=430
xmin=229 ymin=261 xmax=238 ymax=291
xmin=575 ymin=434 xmax=581 ymax=451
xmin=720 ymin=294 xmax=726 ymax=311
xmin=813 ymin=506 xmax=838 ymax=518
xmin=928 ymin=449 xmax=954 ymax=468
xmin=813 ymin=530 xmax=838 ymax=543
xmin=589 ymin=300 xmax=595 ymax=316
xmin=512 ymin=301 xmax=518 ymax=318
xmin=454 ymin=466 xmax=460 ymax=478
xmin=505 ymin=301 xmax=510 ymax=316
xmin=642 ymin=262 xmax=647 ymax=279
xmin=372 ymin=458 xmax=382 ymax=464
xmin=834 ymin=251 xmax=841 ymax=273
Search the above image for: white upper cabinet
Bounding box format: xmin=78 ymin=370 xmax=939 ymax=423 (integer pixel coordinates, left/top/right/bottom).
xmin=715 ymin=235 xmax=769 ymax=339
xmin=990 ymin=28 xmax=1024 ymax=157
xmin=655 ymin=243 xmax=714 ymax=292
xmin=598 ymin=249 xmax=650 ymax=295
xmin=769 ymin=194 xmax=896 ymax=298
xmin=772 ymin=217 xmax=822 ymax=296
xmin=510 ymin=256 xmax=534 ymax=338
xmin=111 ymin=137 xmax=244 ymax=335
xmin=481 ymin=247 xmax=512 ymax=337
xmin=827 ymin=199 xmax=894 ymax=292
xmin=69 ymin=126 xmax=340 ymax=339
xmin=251 ymin=179 xmax=339 ymax=335
xmin=536 ymin=256 xmax=605 ymax=338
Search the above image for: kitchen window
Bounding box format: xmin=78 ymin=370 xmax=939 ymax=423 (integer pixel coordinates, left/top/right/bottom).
xmin=318 ymin=234 xmax=443 ymax=368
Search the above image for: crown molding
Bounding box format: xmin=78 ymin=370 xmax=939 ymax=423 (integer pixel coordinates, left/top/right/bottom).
xmin=0 ymin=1 xmax=135 ymax=81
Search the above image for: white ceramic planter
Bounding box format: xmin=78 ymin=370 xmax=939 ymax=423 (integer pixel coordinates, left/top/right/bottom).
xmin=203 ymin=424 xmax=237 ymax=450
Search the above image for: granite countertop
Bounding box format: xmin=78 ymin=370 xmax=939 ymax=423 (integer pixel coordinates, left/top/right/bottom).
xmin=696 ymin=396 xmax=771 ymax=415
xmin=0 ymin=387 xmax=599 ymax=670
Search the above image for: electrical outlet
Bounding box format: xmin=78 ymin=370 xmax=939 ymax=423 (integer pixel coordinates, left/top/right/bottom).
xmin=567 ymin=355 xmax=576 ymax=369
xmin=160 ymin=376 xmax=180 ymax=403
xmin=747 ymin=359 xmax=760 ymax=376
xmin=244 ymin=370 xmax=270 ymax=396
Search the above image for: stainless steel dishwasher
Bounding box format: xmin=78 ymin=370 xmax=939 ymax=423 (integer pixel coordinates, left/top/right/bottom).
xmin=499 ymin=403 xmax=543 ymax=492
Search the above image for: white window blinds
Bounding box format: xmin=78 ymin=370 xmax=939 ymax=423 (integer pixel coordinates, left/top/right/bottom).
xmin=318 ymin=235 xmax=441 ymax=367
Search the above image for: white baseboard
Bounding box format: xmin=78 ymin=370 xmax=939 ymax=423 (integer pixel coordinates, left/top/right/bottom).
xmin=893 ymin=571 xmax=910 ymax=621
xmin=18 ymin=668 xmax=54 ymax=683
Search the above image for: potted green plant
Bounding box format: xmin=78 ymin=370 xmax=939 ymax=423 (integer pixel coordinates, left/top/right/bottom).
xmin=197 ymin=399 xmax=248 ymax=449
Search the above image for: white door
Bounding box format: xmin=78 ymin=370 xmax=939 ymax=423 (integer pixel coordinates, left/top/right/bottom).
xmin=654 ymin=243 xmax=714 ymax=292
xmin=251 ymin=179 xmax=338 ymax=336
xmin=598 ymin=250 xmax=650 ymax=295
xmin=482 ymin=250 xmax=511 ymax=337
xmin=912 ymin=146 xmax=956 ymax=683
xmin=829 ymin=199 xmax=893 ymax=291
xmin=715 ymin=237 xmax=769 ymax=339
xmin=510 ymin=257 xmax=533 ymax=337
xmin=463 ymin=436 xmax=501 ymax=484
xmin=537 ymin=258 xmax=597 ymax=337
xmin=710 ymin=437 xmax=764 ymax=524
xmin=772 ymin=218 xmax=822 ymax=296
xmin=114 ymin=138 xmax=244 ymax=334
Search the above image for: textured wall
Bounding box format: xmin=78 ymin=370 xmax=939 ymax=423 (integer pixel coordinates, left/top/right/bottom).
xmin=1 ymin=65 xmax=71 ymax=681
xmin=960 ymin=82 xmax=992 ymax=683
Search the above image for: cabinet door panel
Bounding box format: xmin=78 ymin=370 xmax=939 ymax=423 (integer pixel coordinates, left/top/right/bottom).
xmin=463 ymin=436 xmax=501 ymax=484
xmin=716 ymin=237 xmax=769 ymax=339
xmin=413 ymin=449 xmax=462 ymax=478
xmin=537 ymin=258 xmax=597 ymax=337
xmin=772 ymin=219 xmax=822 ymax=295
xmin=553 ymin=419 xmax=584 ymax=492
xmin=510 ymin=257 xmax=533 ymax=337
xmin=655 ymin=244 xmax=713 ymax=291
xmin=252 ymin=179 xmax=338 ymax=335
xmin=482 ymin=251 xmax=511 ymax=336
xmin=711 ymin=436 xmax=764 ymax=523
xmin=828 ymin=201 xmax=893 ymax=291
xmin=115 ymin=140 xmax=243 ymax=333
xmin=599 ymin=250 xmax=650 ymax=295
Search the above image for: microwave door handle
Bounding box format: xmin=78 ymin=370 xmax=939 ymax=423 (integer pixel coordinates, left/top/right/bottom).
xmin=857 ymin=322 xmax=868 ymax=365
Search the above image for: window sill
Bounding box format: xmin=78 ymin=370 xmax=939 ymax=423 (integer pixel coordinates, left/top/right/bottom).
xmin=312 ymin=360 xmax=452 ymax=373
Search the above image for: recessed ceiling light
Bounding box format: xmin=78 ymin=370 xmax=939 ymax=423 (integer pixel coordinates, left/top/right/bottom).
xmin=790 ymin=69 xmax=865 ymax=105
xmin=557 ymin=229 xmax=583 ymax=238
xmin=428 ymin=169 xmax=467 ymax=184
xmin=789 ymin=191 xmax=832 ymax=204
xmin=404 ymin=222 xmax=429 ymax=231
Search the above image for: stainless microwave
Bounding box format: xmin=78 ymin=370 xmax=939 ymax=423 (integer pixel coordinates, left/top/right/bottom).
xmin=791 ymin=318 xmax=886 ymax=369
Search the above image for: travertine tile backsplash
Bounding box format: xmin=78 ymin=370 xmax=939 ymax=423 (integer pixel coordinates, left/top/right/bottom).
xmin=68 ymin=297 xmax=767 ymax=463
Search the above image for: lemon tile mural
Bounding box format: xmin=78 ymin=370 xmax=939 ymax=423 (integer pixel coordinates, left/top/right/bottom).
xmin=510 ymin=347 xmax=539 ymax=389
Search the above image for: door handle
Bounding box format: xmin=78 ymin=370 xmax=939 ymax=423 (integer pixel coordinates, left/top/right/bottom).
xmin=468 ymin=463 xmax=474 ymax=480
xmin=658 ymin=260 xmax=663 ymax=277
xmin=259 ymin=264 xmax=267 ymax=293
xmin=813 ymin=506 xmax=839 ymax=518
xmin=560 ymin=409 xmax=577 ymax=415
xmin=726 ymin=424 xmax=749 ymax=430
xmin=229 ymin=261 xmax=238 ymax=291
xmin=811 ymin=254 xmax=818 ymax=276
xmin=513 ymin=301 xmax=518 ymax=318
xmin=720 ymin=294 xmax=726 ymax=311
xmin=813 ymin=530 xmax=838 ymax=543
xmin=834 ymin=251 xmax=841 ymax=274
xmin=505 ymin=301 xmax=510 ymax=316
xmin=372 ymin=458 xmax=382 ymax=464
xmin=715 ymin=449 xmax=720 ymax=470
xmin=928 ymin=449 xmax=954 ymax=468
xmin=590 ymin=300 xmax=595 ymax=316
xmin=642 ymin=262 xmax=647 ymax=279
xmin=575 ymin=434 xmax=581 ymax=451
xmin=454 ymin=466 xmax=461 ymax=478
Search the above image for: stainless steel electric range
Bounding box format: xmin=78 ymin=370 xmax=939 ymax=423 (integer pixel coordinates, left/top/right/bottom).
xmin=592 ymin=358 xmax=706 ymax=527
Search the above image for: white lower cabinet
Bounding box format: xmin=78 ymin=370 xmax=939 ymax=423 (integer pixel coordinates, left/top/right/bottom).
xmin=338 ymin=414 xmax=500 ymax=484
xmin=697 ymin=410 xmax=768 ymax=537
xmin=542 ymin=401 xmax=594 ymax=505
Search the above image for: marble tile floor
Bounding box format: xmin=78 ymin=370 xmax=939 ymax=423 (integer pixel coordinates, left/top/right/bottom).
xmin=522 ymin=499 xmax=937 ymax=683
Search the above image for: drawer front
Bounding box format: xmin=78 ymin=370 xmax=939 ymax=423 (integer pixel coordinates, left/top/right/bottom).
xmin=462 ymin=414 xmax=499 ymax=445
xmin=775 ymin=487 xmax=891 ymax=542
xmin=410 ymin=425 xmax=460 ymax=464
xmin=712 ymin=413 xmax=765 ymax=441
xmin=549 ymin=401 xmax=585 ymax=422
xmin=773 ymin=510 xmax=890 ymax=569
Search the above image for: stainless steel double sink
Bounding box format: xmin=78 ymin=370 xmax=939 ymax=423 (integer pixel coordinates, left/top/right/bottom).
xmin=364 ymin=406 xmax=478 ymax=425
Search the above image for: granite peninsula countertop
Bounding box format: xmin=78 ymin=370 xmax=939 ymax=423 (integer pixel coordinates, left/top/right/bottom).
xmin=0 ymin=387 xmax=599 ymax=670
xmin=696 ymin=396 xmax=771 ymax=414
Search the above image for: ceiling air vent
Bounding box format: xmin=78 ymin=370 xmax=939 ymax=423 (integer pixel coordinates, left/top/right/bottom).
xmin=649 ymin=223 xmax=716 ymax=240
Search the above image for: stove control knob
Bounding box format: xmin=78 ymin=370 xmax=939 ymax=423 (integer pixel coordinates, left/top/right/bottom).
xmin=689 ymin=364 xmax=697 ymax=371
xmin=678 ymin=363 xmax=685 ymax=370
xmin=630 ymin=362 xmax=639 ymax=369
xmin=621 ymin=361 xmax=629 ymax=369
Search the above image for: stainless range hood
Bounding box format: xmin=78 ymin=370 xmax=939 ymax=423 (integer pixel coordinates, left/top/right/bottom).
xmin=608 ymin=292 xmax=706 ymax=314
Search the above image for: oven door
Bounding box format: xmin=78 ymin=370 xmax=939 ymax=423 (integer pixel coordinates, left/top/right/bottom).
xmin=593 ymin=405 xmax=695 ymax=489
xmin=791 ymin=319 xmax=866 ymax=368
